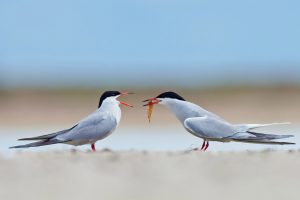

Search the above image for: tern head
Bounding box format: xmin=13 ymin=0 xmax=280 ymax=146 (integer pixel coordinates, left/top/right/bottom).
xmin=98 ymin=91 xmax=133 ymax=108
xmin=156 ymin=91 xmax=185 ymax=102
xmin=143 ymin=91 xmax=185 ymax=122
xmin=143 ymin=91 xmax=185 ymax=106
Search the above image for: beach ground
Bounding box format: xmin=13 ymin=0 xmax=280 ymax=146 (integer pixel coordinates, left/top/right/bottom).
xmin=0 ymin=150 xmax=299 ymax=200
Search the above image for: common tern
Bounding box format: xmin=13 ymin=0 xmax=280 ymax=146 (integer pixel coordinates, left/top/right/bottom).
xmin=143 ymin=91 xmax=295 ymax=151
xmin=11 ymin=91 xmax=133 ymax=151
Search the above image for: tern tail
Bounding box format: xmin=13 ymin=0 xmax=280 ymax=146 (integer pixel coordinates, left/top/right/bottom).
xmin=227 ymin=131 xmax=295 ymax=145
xmin=247 ymin=131 xmax=294 ymax=140
xmin=231 ymin=122 xmax=295 ymax=145
xmin=235 ymin=122 xmax=291 ymax=132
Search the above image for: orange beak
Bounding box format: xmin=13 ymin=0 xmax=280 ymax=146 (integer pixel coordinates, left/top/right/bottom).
xmin=119 ymin=92 xmax=134 ymax=108
xmin=142 ymin=98 xmax=161 ymax=122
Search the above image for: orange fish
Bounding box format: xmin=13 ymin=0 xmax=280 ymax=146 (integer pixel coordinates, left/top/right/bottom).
xmin=147 ymin=101 xmax=154 ymax=122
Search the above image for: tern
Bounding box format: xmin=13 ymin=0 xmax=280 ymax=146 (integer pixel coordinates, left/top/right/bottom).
xmin=10 ymin=91 xmax=133 ymax=151
xmin=143 ymin=91 xmax=295 ymax=151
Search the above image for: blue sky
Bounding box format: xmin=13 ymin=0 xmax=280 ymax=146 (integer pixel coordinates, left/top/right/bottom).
xmin=0 ymin=0 xmax=300 ymax=88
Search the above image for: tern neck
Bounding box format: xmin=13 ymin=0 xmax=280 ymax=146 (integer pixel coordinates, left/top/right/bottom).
xmin=97 ymin=97 xmax=121 ymax=124
xmin=98 ymin=97 xmax=121 ymax=113
xmin=161 ymin=99 xmax=208 ymax=124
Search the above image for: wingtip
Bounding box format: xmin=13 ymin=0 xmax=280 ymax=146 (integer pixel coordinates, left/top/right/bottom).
xmin=18 ymin=137 xmax=38 ymax=141
xmin=9 ymin=146 xmax=20 ymax=149
xmin=278 ymin=134 xmax=295 ymax=139
xmin=282 ymin=142 xmax=296 ymax=145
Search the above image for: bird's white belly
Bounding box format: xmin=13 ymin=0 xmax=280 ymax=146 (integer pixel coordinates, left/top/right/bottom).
xmin=184 ymin=126 xmax=232 ymax=143
xmin=66 ymin=130 xmax=114 ymax=146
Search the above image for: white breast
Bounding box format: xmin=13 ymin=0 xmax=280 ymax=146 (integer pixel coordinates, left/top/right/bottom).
xmin=99 ymin=97 xmax=122 ymax=125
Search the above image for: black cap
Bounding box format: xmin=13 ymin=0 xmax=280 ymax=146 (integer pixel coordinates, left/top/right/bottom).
xmin=156 ymin=91 xmax=185 ymax=101
xmin=98 ymin=91 xmax=121 ymax=108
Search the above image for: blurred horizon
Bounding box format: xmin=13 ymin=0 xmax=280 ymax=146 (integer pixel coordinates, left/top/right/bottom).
xmin=1 ymin=64 xmax=300 ymax=89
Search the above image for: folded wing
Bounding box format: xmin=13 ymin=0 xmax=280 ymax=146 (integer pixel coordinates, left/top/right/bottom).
xmin=184 ymin=116 xmax=236 ymax=139
xmin=184 ymin=116 xmax=295 ymax=145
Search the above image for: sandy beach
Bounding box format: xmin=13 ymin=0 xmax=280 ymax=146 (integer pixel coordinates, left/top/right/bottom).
xmin=0 ymin=150 xmax=299 ymax=200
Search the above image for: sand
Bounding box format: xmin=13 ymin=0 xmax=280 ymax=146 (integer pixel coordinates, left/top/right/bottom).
xmin=0 ymin=150 xmax=299 ymax=200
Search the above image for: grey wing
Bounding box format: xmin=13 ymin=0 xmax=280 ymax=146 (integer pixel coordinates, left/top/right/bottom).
xmin=57 ymin=112 xmax=117 ymax=142
xmin=184 ymin=116 xmax=237 ymax=139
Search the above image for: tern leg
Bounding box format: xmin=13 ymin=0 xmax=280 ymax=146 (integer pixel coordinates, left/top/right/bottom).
xmin=200 ymin=140 xmax=206 ymax=151
xmin=91 ymin=143 xmax=96 ymax=152
xmin=203 ymin=141 xmax=209 ymax=151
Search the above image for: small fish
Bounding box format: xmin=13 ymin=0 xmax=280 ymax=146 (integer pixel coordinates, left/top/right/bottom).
xmin=147 ymin=101 xmax=154 ymax=122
